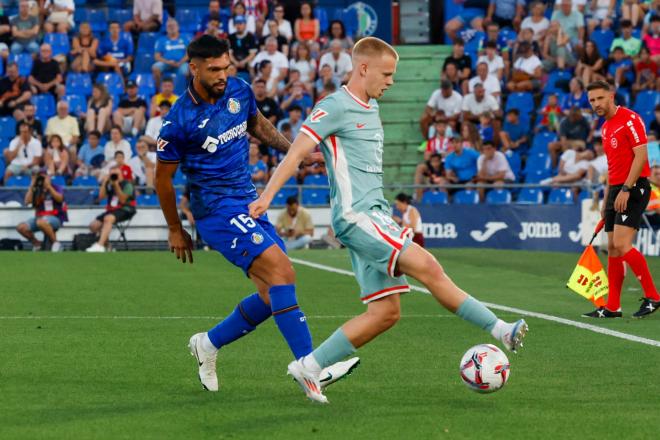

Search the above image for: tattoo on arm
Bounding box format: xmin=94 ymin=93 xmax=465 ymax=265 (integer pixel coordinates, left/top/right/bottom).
xmin=248 ymin=110 xmax=291 ymax=153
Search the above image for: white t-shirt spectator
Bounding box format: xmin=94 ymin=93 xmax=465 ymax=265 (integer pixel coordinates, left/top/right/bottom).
xmin=513 ymin=55 xmax=542 ymax=75
xmin=45 ymin=115 xmax=80 ymax=147
xmin=521 ymin=16 xmax=550 ymax=41
xmin=133 ymin=0 xmax=163 ymax=23
xmin=128 ymin=152 xmax=157 ymax=185
xmin=318 ymin=51 xmax=353 ymax=80
xmin=262 ymin=20 xmax=293 ymax=41
xmin=7 ymin=136 xmax=42 ymax=166
xmin=251 ymin=50 xmax=289 ymax=73
xmin=477 ymin=54 xmax=505 ymax=76
xmin=289 ymin=58 xmax=317 ymax=84
xmin=468 ymin=75 xmax=501 ymax=96
xmin=560 ymin=149 xmax=590 ymax=175
xmin=104 ymin=139 xmax=133 ymax=162
xmin=145 ymin=115 xmax=163 ymax=141
xmin=426 ymin=89 xmax=463 ymax=118
xmin=462 ymin=93 xmax=500 ymax=115
xmin=478 ymin=151 xmax=515 ymax=181
xmin=590 ymin=154 xmax=608 ymax=177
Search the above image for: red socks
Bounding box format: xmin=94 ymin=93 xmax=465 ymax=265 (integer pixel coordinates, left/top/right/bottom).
xmin=622 ymin=248 xmax=660 ymax=301
xmin=606 ymin=256 xmax=625 ymax=311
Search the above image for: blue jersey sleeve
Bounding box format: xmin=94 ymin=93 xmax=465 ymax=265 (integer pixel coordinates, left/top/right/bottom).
xmin=156 ymin=118 xmax=186 ymax=163
xmin=154 ymin=36 xmax=165 ymax=55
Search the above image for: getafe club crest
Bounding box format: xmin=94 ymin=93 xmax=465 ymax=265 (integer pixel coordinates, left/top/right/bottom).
xmin=227 ymin=98 xmax=241 ymax=114
xmin=251 ymin=232 xmax=264 ymax=245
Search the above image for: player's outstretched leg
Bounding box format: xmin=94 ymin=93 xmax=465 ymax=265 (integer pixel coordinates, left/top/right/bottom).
xmin=397 ymin=243 xmax=528 ymax=352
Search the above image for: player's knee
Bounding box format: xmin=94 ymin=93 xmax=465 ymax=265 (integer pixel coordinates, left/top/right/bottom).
xmin=611 ymin=239 xmax=632 ymax=256
xmin=16 ymin=223 xmax=28 ymax=233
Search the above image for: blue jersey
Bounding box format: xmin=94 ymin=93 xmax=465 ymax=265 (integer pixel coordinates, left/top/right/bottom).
xmin=157 ymin=76 xmax=258 ymax=219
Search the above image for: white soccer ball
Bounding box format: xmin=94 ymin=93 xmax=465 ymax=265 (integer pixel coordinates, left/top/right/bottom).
xmin=459 ymin=344 xmax=510 ymax=393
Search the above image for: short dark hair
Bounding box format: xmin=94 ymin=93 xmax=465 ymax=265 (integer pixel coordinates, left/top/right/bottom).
xmin=289 ymin=104 xmax=303 ymax=113
xmin=280 ymin=122 xmax=292 ymax=131
xmin=620 ymin=19 xmax=633 ymax=28
xmin=395 ymin=193 xmax=412 ymax=204
xmin=507 ymin=108 xmax=520 ymax=116
xmin=482 ymin=141 xmax=495 ymax=149
xmin=114 ymin=150 xmax=125 ymax=158
xmin=452 ymin=38 xmax=465 ymax=46
xmin=429 ymin=153 xmax=442 ymax=161
xmin=88 ymin=130 xmax=101 ymax=138
xmin=187 ymin=35 xmax=230 ymax=60
xmin=485 ymin=41 xmax=497 ymax=49
xmin=158 ymin=100 xmax=172 ymax=108
xmin=162 ymin=77 xmax=174 ymax=84
xmin=586 ymin=80 xmax=612 ymax=92
xmin=286 ymin=196 xmax=299 ymax=206
xmin=253 ymin=78 xmax=266 ymax=86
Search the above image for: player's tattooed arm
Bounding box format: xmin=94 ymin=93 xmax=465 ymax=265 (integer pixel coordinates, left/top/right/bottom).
xmin=247 ymin=110 xmax=291 ymax=153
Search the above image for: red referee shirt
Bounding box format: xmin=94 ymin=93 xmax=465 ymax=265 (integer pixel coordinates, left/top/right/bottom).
xmin=601 ymin=106 xmax=651 ymax=186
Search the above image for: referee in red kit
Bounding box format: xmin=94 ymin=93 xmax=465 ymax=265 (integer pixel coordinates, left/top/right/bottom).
xmin=583 ymin=80 xmax=659 ymax=318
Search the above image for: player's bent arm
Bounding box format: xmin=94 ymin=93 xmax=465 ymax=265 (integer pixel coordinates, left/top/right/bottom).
xmin=155 ymin=160 xmax=183 ymax=230
xmin=624 ymin=145 xmax=649 ymax=187
xmin=247 ymin=110 xmax=291 ymax=153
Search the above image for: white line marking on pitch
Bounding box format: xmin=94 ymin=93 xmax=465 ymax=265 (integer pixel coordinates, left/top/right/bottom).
xmin=291 ymin=258 xmax=660 ymax=348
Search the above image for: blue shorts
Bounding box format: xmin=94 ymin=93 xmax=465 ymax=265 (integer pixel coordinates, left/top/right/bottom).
xmin=195 ymin=204 xmax=286 ymax=276
xmin=26 ymin=215 xmax=61 ymax=232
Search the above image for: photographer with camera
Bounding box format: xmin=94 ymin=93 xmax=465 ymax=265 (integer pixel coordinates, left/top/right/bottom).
xmin=16 ymin=169 xmax=66 ymax=251
xmin=85 ymin=164 xmax=136 ymax=252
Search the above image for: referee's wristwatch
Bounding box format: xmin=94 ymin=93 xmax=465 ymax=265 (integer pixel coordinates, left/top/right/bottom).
xmin=621 ymin=185 xmax=631 ymax=193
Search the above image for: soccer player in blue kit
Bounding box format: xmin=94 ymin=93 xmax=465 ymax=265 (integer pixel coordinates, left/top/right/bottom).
xmin=155 ymin=35 xmax=358 ymax=394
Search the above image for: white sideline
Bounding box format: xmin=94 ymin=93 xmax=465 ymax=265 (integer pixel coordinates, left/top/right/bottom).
xmin=290 ymin=258 xmax=660 ymax=348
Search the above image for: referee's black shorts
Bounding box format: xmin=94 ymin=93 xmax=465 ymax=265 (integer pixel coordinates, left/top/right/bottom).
xmin=604 ymin=177 xmax=651 ymax=232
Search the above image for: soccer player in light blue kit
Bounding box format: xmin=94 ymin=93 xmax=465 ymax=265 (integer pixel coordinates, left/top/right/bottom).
xmin=250 ymin=37 xmax=529 ymax=403
xmin=155 ymin=36 xmax=357 ymax=393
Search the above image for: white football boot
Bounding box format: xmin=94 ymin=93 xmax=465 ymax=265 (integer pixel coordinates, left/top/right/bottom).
xmin=287 ymin=358 xmax=328 ymax=403
xmin=85 ymin=242 xmax=106 ymax=253
xmin=497 ymin=319 xmax=528 ymax=353
xmin=319 ymin=357 xmax=360 ymax=390
xmin=188 ymin=333 xmax=219 ymax=391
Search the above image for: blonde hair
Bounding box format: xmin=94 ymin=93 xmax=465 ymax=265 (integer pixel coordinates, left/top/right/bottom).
xmin=352 ymin=36 xmax=399 ymax=62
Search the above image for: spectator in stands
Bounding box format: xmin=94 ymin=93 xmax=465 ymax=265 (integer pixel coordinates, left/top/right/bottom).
xmin=423 ymin=115 xmax=454 ymax=159
xmin=621 ymin=0 xmax=644 ymax=29
xmin=85 ymin=83 xmax=112 ymax=135
xmin=252 ymin=78 xmax=279 ymax=124
xmin=538 ymin=93 xmax=563 ymax=132
xmin=512 ymin=27 xmax=540 ymax=58
xmin=128 ymin=137 xmax=156 ymax=188
xmin=476 ymin=141 xmax=515 ymax=201
xmin=541 ymin=145 xmax=594 ymax=190
xmin=229 ymin=14 xmax=258 ymax=79
xmin=321 ymin=20 xmax=354 ymax=54
xmin=478 ymin=22 xmax=511 ymax=54
xmin=3 ymin=122 xmax=43 ymax=181
xmin=650 ymin=104 xmax=660 ymax=138
xmin=108 ymin=149 xmax=133 ymax=183
xmin=94 ymin=21 xmax=134 ymax=79
xmin=444 ymin=135 xmax=479 ymax=192
xmin=462 ymin=83 xmax=500 ymax=124
xmin=260 ymin=19 xmax=289 ymax=56
xmin=200 ymin=0 xmax=222 ymax=33
xmin=443 ymin=39 xmax=472 ymax=87
xmin=75 ymin=130 xmax=104 ymax=178
xmin=477 ymin=41 xmax=505 ymax=80
xmin=86 ymin=164 xmax=137 ymax=253
xmin=200 ymin=14 xmax=227 ymax=40
xmin=507 ymin=41 xmax=542 ymax=92
xmin=10 ymin=1 xmax=39 ymax=55
xmin=607 ymin=46 xmax=635 ymax=89
xmin=45 ymin=100 xmax=79 ymax=150
xmin=149 ymin=78 xmax=177 ymax=118
xmin=548 ymin=106 xmax=592 ymax=167
xmin=255 ymin=59 xmax=278 ymax=98
xmin=280 ymin=81 xmax=312 ymax=116
xmin=17 ymin=103 xmax=43 ymax=141
xmin=421 ymin=79 xmax=463 ymax=135
xmin=29 ymin=44 xmax=63 ymax=99
xmin=290 ymin=42 xmax=316 ymax=90
xmin=392 ymin=193 xmax=425 ymax=247
xmin=562 ymin=78 xmax=591 ymax=115
xmin=414 ymin=151 xmax=447 ymax=201
xmin=633 ymin=46 xmax=658 ymax=93
xmin=576 ymin=40 xmax=606 ymax=86
xmin=113 ymin=80 xmax=147 ymax=136
xmin=500 ymin=109 xmax=529 ymax=153
xmin=467 ymin=62 xmax=501 ymax=100
xmin=477 ymin=112 xmax=495 ymax=144
xmin=318 ymin=39 xmax=352 ymax=84
xmin=252 ymin=36 xmax=289 ymax=84
xmin=587 ymin=0 xmax=616 ymax=34
xmin=442 ymin=61 xmax=462 ymax=93
xmin=43 ymin=134 xmax=69 ymax=177
xmin=124 ymin=0 xmax=163 ymax=34
xmin=643 ymin=15 xmax=660 ymax=62
xmin=16 ymin=169 xmax=65 ymax=252
xmin=0 ymin=62 xmax=31 ymax=119
xmin=485 ymin=0 xmax=525 ymax=30
xmin=314 ymin=63 xmax=341 ymax=99
xmin=104 ymin=125 xmax=132 ymax=163
xmin=266 ymin=3 xmax=293 ymax=41
xmin=41 ymin=0 xmax=75 ymax=34
xmin=248 ymin=142 xmax=268 ymax=186
xmin=294 ymin=2 xmax=320 ymax=45
xmin=521 ymin=2 xmax=550 ymax=42
xmin=0 ymin=7 xmax=10 ymax=51
xmin=145 ymin=101 xmax=171 ymax=148
xmin=551 ymin=0 xmax=585 ymax=51
xmin=229 ymin=1 xmax=257 ymax=34
xmin=611 ymin=19 xmax=642 ymax=57
xmin=316 ymin=77 xmax=337 ymax=103
xmin=152 ymin=19 xmax=189 ymax=89
xmin=276 ymin=196 xmax=314 ymax=251
xmin=445 ymin=0 xmax=488 ymax=41
xmin=587 ymin=139 xmax=608 ymax=185
xmin=277 ymin=104 xmax=303 ymax=134
xmin=70 ymin=22 xmax=98 ymax=73
xmin=541 ymin=20 xmax=577 ymax=71
xmin=461 ymin=121 xmax=482 ymax=150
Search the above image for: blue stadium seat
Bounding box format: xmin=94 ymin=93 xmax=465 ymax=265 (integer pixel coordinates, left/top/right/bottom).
xmin=421 ymin=190 xmax=448 ymax=205
xmin=133 ymin=52 xmax=155 ymax=73
xmin=486 ymin=189 xmax=512 ymax=204
xmin=315 ymin=7 xmax=329 ymax=34
xmin=66 ymin=73 xmax=93 ymax=96
xmin=51 ymin=175 xmax=66 ymax=187
xmin=63 ymin=94 xmax=87 ymax=116
xmin=176 ymin=9 xmax=200 ymax=34
xmin=524 ymin=152 xmax=552 ymax=173
xmin=499 ymin=28 xmax=517 ymax=44
xmin=505 ymin=92 xmax=534 ymax=116
xmin=108 ymin=9 xmax=132 ymax=24
xmin=43 ymin=33 xmax=70 ymax=58
xmin=633 ymin=90 xmax=660 ymax=115
xmin=465 ymin=31 xmax=485 ymax=53
xmin=132 ymin=73 xmax=156 ymax=97
xmin=578 ymin=189 xmax=592 ymax=201
xmin=342 ymin=7 xmax=359 ymax=37
xmin=31 ymin=94 xmax=56 ymax=120
xmin=173 ymin=169 xmax=187 ymax=185
xmin=590 ymin=29 xmax=614 ymax=59
xmin=548 ymin=188 xmax=575 ymax=205
xmin=136 ymin=194 xmax=160 ymax=206
xmin=530 ymin=131 xmax=557 ymax=154
xmin=302 ymin=173 xmax=329 ymax=186
xmin=273 ymin=190 xmax=290 ymax=206
xmin=137 ymin=32 xmax=159 ymax=55
xmin=280 ymin=176 xmax=298 ymax=197
xmin=504 ymin=151 xmax=521 ymax=180
xmin=88 ymin=8 xmax=109 ymax=34
xmin=543 ymin=70 xmax=572 ymax=94
xmin=516 ymin=188 xmax=544 ymax=204
xmin=453 ymin=189 xmax=479 ymax=205
xmin=5 ymin=175 xmax=31 ymax=187
xmin=97 ymin=72 xmax=124 ymax=96
xmin=302 ymin=189 xmax=329 ymax=206
xmin=9 ymin=53 xmax=33 ymax=77
xmin=72 ymin=175 xmax=98 ymax=186
xmin=0 ymin=116 xmax=16 ymax=139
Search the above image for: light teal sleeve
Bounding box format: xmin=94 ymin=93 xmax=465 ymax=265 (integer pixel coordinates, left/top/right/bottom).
xmin=299 ymin=95 xmax=343 ymax=144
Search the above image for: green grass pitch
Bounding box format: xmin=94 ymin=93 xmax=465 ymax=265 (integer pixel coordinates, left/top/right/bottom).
xmin=1 ymin=249 xmax=659 ymax=439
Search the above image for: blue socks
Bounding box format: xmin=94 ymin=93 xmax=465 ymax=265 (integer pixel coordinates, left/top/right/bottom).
xmin=456 ymin=296 xmax=498 ymax=332
xmin=311 ymin=328 xmax=356 ymax=369
xmin=207 ymin=293 xmax=272 ymax=349
xmin=269 ymin=284 xmax=313 ymax=359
